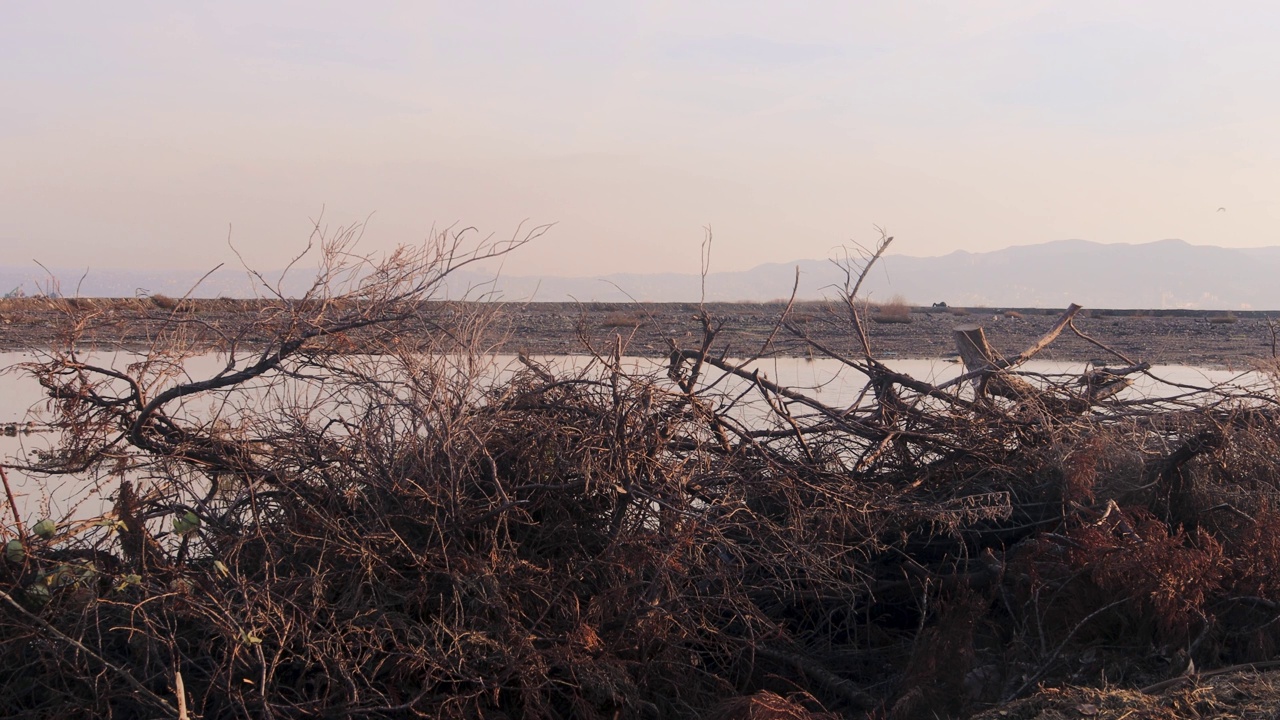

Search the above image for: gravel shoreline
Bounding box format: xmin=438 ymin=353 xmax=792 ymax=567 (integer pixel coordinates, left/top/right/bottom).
xmin=0 ymin=301 xmax=1273 ymax=368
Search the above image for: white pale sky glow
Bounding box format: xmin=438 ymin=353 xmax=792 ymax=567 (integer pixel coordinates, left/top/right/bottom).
xmin=4 ymin=2 xmax=1280 ymax=276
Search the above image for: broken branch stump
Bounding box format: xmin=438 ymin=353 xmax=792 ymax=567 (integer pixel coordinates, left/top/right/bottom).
xmin=953 ymin=324 xmax=1039 ymax=400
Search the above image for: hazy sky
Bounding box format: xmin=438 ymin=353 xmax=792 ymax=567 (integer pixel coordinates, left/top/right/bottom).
xmin=4 ymin=2 xmax=1280 ymax=276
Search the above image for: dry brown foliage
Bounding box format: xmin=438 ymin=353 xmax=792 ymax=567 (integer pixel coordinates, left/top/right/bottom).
xmin=4 ymin=229 xmax=1280 ymax=718
xmin=599 ymin=309 xmax=646 ymax=328
xmin=971 ymin=667 xmax=1280 ymax=720
xmin=871 ymin=295 xmax=913 ymax=324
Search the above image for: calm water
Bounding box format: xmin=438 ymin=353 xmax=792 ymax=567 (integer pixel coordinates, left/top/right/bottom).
xmin=0 ymin=351 xmax=1272 ymax=522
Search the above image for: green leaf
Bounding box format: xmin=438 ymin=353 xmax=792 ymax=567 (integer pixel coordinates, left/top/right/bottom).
xmin=32 ymin=519 xmax=56 ymax=540
xmin=48 ymin=565 xmax=77 ymax=588
xmin=114 ymin=573 xmax=142 ymax=592
xmin=172 ymin=511 xmax=201 ymax=535
xmin=24 ymin=582 xmax=50 ymax=606
xmin=4 ymin=539 xmax=23 ymax=563
xmin=95 ymin=518 xmax=128 ymax=534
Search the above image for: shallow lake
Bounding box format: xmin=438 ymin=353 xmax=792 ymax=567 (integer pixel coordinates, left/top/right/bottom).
xmin=0 ymin=351 xmax=1273 ymax=522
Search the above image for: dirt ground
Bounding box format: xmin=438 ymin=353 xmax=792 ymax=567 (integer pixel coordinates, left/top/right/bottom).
xmin=1 ymin=300 xmax=1273 ymax=368
xmin=969 ymin=667 xmax=1280 ymax=720
xmin=542 ymin=303 xmax=1276 ymax=369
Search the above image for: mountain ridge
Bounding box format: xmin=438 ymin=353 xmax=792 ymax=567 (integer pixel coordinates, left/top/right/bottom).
xmin=1 ymin=239 xmax=1275 ymax=309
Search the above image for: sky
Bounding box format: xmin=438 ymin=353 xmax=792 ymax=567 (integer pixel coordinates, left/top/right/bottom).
xmin=3 ymin=1 xmax=1280 ymax=277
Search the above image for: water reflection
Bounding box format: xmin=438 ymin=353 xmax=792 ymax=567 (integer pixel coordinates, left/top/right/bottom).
xmin=0 ymin=351 xmax=1271 ymax=523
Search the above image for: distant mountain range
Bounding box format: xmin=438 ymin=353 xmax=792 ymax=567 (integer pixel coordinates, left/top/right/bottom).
xmin=2 ymin=239 xmax=1276 ymax=309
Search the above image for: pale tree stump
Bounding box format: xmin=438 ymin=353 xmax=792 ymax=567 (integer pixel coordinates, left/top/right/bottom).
xmin=953 ymin=324 xmax=1039 ymax=400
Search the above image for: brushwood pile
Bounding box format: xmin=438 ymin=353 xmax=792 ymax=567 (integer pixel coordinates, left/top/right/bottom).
xmin=3 ymin=230 xmax=1280 ymax=719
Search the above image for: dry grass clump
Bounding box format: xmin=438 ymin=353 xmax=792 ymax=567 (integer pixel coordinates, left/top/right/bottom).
xmin=948 ymin=305 xmax=971 ymax=316
xmin=1003 ymin=310 xmax=1024 ymax=320
xmin=872 ymin=294 xmax=913 ymax=324
xmin=599 ymin=309 xmax=646 ymax=328
xmin=149 ymin=292 xmax=179 ymax=310
xmin=1208 ymin=312 xmax=1238 ymax=324
xmin=0 ymin=296 xmax=69 ymax=312
xmin=149 ymin=293 xmax=199 ymax=312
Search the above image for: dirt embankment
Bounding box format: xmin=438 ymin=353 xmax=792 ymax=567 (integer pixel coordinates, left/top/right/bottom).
xmin=970 ymin=667 xmax=1280 ymax=720
xmin=0 ymin=299 xmax=1273 ymax=367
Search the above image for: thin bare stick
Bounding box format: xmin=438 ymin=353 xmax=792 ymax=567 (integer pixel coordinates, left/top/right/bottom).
xmin=754 ymin=266 xmax=801 ymax=358
xmin=175 ymin=670 xmax=188 ymax=720
xmin=1067 ymin=317 xmax=1138 ymax=366
xmin=700 ymin=226 xmax=713 ymax=307
xmin=0 ymin=465 xmax=23 ymax=541
xmin=1007 ymin=303 xmax=1082 ymax=368
xmin=829 ymin=229 xmax=893 ymax=359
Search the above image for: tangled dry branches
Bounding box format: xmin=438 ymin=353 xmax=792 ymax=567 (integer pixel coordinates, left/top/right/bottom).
xmin=4 ymin=229 xmax=1280 ymax=719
